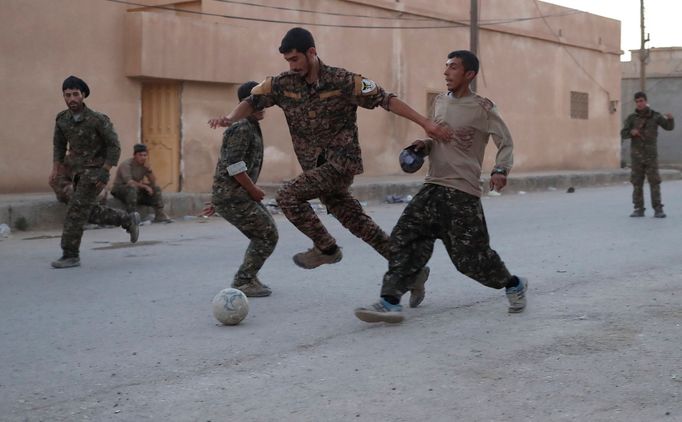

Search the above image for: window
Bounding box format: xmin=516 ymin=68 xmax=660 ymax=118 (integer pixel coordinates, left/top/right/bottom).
xmin=570 ymin=91 xmax=589 ymax=119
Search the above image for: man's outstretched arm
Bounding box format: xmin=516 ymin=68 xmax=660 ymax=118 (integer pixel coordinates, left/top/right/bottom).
xmin=387 ymin=97 xmax=453 ymax=142
xmin=208 ymin=100 xmax=255 ymax=129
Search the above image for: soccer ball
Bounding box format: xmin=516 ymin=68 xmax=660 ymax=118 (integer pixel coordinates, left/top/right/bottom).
xmin=211 ymin=288 xmax=249 ymax=325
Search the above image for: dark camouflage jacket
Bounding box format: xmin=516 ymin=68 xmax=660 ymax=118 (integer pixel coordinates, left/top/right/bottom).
xmin=53 ymin=104 xmax=121 ymax=173
xmin=246 ymin=59 xmax=395 ymax=175
xmin=621 ymin=107 xmax=675 ymax=155
xmin=212 ymin=118 xmax=263 ymax=202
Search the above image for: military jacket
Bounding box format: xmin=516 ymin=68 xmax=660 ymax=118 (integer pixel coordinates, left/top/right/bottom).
xmin=53 ymin=104 xmax=121 ymax=173
xmin=246 ymin=60 xmax=395 ymax=175
xmin=621 ymin=107 xmax=675 ymax=156
xmin=212 ymin=118 xmax=264 ymax=202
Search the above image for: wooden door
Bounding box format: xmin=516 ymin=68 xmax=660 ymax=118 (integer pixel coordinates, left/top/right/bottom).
xmin=142 ymin=82 xmax=181 ymax=192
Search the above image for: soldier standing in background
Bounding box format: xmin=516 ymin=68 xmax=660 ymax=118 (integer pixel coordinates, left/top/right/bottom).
xmin=50 ymin=76 xmax=140 ymax=269
xmin=204 ymin=81 xmax=276 ymax=297
xmin=354 ymin=51 xmax=527 ymax=323
xmin=111 ymin=143 xmax=172 ymax=223
xmin=621 ymin=91 xmax=675 ymax=218
xmin=209 ymin=28 xmax=449 ymax=299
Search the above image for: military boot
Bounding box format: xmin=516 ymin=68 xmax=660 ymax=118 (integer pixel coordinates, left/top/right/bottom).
xmin=51 ymin=256 xmax=80 ymax=269
xmin=654 ymin=207 xmax=666 ymax=218
xmin=293 ymin=246 xmax=343 ymax=269
xmin=153 ymin=210 xmax=173 ymax=223
xmin=125 ymin=212 xmax=141 ymax=243
xmin=232 ymin=280 xmax=272 ymax=297
xmin=408 ymin=266 xmax=431 ymax=308
xmin=629 ymin=208 xmax=645 ymax=218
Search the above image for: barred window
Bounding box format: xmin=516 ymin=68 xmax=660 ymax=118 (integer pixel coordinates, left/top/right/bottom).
xmin=570 ymin=91 xmax=589 ymax=119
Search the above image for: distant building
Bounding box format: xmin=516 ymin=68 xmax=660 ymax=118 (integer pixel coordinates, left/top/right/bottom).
xmin=0 ymin=0 xmax=622 ymax=193
xmin=622 ymin=47 xmax=682 ymax=167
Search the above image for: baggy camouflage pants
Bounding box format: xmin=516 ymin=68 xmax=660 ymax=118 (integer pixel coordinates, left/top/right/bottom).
xmin=276 ymin=163 xmax=390 ymax=259
xmin=111 ymin=185 xmax=164 ymax=213
xmin=61 ymin=169 xmax=130 ymax=258
xmin=381 ymin=184 xmax=512 ymax=298
xmin=215 ymin=199 xmax=278 ymax=286
xmin=49 ymin=163 xmax=107 ymax=205
xmin=630 ymin=149 xmax=662 ymax=210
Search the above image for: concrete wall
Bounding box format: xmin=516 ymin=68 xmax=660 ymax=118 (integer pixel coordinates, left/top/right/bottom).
xmin=0 ymin=0 xmax=622 ymax=193
xmin=621 ymin=48 xmax=682 ymax=167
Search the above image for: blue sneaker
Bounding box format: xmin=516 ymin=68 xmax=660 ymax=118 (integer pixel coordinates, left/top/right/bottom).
xmin=354 ymin=298 xmax=404 ymax=323
xmin=506 ymin=277 xmax=528 ymax=313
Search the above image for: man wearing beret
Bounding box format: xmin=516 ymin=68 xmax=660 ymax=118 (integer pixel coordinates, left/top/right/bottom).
xmin=112 ymin=143 xmax=172 ymax=223
xmin=50 ymin=76 xmax=141 ymax=269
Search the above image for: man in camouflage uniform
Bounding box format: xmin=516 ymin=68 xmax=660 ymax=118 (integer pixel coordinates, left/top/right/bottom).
xmin=205 ymin=81 xmax=277 ymax=297
xmin=112 ymin=143 xmax=172 ymax=223
xmin=50 ymin=76 xmax=140 ymax=269
xmin=621 ymin=91 xmax=675 ymax=218
xmin=355 ymin=51 xmax=527 ymax=323
xmin=209 ymin=28 xmax=450 ymax=289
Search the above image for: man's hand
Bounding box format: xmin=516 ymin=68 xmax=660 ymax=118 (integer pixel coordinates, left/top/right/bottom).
xmin=208 ymin=116 xmax=231 ymax=129
xmin=424 ymin=120 xmax=454 ymax=142
xmin=490 ymin=173 xmax=507 ymax=192
xmin=142 ymin=184 xmax=154 ymax=195
xmin=410 ymin=139 xmax=428 ymax=153
xmin=95 ymin=167 xmax=110 ymax=191
xmin=664 ymin=113 xmax=673 ymax=120
xmin=247 ymin=186 xmax=266 ymax=202
xmin=630 ymin=128 xmax=641 ymax=138
xmin=49 ymin=168 xmax=58 ymax=184
xmin=200 ymin=202 xmax=216 ymax=217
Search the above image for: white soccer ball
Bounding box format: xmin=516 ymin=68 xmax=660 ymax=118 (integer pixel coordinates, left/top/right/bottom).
xmin=211 ymin=288 xmax=249 ymax=325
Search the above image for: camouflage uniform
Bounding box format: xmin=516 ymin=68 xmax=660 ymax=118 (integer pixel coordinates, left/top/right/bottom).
xmin=53 ymin=105 xmax=131 ymax=258
xmin=621 ymin=107 xmax=675 ymax=211
xmin=212 ymin=118 xmax=278 ymax=287
xmin=246 ymin=61 xmax=393 ymax=258
xmin=49 ymin=158 xmax=107 ymax=205
xmin=111 ymin=157 xmax=165 ymax=213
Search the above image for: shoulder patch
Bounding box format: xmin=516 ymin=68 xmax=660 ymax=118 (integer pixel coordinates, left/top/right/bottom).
xmin=474 ymin=95 xmax=495 ymax=112
xmin=353 ymin=75 xmax=378 ymax=96
xmin=251 ymin=77 xmax=273 ymax=96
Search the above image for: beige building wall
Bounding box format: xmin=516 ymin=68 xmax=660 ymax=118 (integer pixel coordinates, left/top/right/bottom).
xmin=0 ymin=0 xmax=621 ymax=193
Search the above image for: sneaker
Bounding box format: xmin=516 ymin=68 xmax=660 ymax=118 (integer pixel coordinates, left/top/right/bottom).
xmin=506 ymin=277 xmax=528 ymax=314
xmin=126 ymin=212 xmax=141 ymax=243
xmin=408 ymin=266 xmax=430 ymax=308
xmin=293 ymin=246 xmax=342 ymax=269
xmin=153 ymin=210 xmax=173 ymax=223
xmin=232 ymin=280 xmax=272 ymax=297
xmin=354 ymin=299 xmax=404 ymax=323
xmin=629 ymin=208 xmax=645 ymax=217
xmin=654 ymin=208 xmax=666 ymax=218
xmin=51 ymin=256 xmax=80 ymax=269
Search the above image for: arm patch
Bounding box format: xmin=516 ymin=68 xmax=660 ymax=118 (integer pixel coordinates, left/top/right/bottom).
xmin=227 ymin=161 xmax=248 ymax=176
xmin=251 ymin=77 xmax=273 ymax=96
xmin=353 ymin=75 xmax=378 ymax=96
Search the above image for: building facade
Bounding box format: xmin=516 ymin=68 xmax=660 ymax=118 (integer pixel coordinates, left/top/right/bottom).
xmin=0 ymin=0 xmax=622 ymax=193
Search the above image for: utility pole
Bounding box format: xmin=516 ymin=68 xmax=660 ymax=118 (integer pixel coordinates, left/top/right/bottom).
xmin=639 ymin=0 xmax=649 ymax=92
xmin=470 ymin=0 xmax=479 ymax=91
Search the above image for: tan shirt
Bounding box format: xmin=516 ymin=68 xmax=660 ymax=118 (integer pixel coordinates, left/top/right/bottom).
xmin=423 ymin=92 xmax=513 ymax=197
xmin=113 ymin=157 xmax=152 ymax=190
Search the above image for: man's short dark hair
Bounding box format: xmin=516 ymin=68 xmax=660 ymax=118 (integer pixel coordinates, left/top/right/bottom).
xmin=238 ymin=81 xmax=258 ymax=102
xmin=447 ymin=50 xmax=480 ymax=74
xmin=279 ymin=27 xmax=315 ymax=54
xmin=634 ymin=91 xmax=647 ymax=101
xmin=133 ymin=144 xmax=147 ymax=154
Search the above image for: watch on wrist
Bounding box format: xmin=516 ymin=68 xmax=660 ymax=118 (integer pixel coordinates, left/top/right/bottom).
xmin=491 ymin=167 xmax=507 ymax=177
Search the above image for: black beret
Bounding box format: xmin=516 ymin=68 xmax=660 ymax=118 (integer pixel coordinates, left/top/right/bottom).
xmin=62 ymin=75 xmax=90 ymax=98
xmin=238 ymin=81 xmax=258 ymax=102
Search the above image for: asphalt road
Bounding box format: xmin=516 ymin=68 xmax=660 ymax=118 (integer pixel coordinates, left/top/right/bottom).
xmin=1 ymin=181 xmax=681 ymax=421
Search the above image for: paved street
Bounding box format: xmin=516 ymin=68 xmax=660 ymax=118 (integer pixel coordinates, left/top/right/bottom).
xmin=1 ymin=181 xmax=681 ymax=421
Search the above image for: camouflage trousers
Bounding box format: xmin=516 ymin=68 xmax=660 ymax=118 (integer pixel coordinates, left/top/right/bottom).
xmin=630 ymin=153 xmax=662 ymax=210
xmin=49 ymin=163 xmax=107 ymax=205
xmin=381 ymin=184 xmax=512 ymax=298
xmin=111 ymin=185 xmax=164 ymax=213
xmin=276 ymin=163 xmax=390 ymax=259
xmin=215 ymin=198 xmax=278 ymax=286
xmin=61 ymin=169 xmax=130 ymax=258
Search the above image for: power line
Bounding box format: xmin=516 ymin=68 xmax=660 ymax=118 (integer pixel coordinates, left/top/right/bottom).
xmin=105 ymin=0 xmax=585 ymax=30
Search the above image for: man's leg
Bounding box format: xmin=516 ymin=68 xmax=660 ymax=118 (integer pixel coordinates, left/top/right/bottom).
xmin=111 ymin=186 xmax=139 ymax=213
xmin=276 ymin=164 xmax=348 ymax=268
xmin=216 ymin=199 xmax=278 ymax=297
xmin=438 ymin=190 xmax=526 ymax=313
xmin=53 ymin=175 xmax=99 ymax=268
xmin=630 ymin=156 xmax=645 ymax=216
xmin=355 ymin=186 xmax=437 ymax=323
xmin=645 ymin=160 xmax=665 ymax=217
